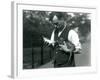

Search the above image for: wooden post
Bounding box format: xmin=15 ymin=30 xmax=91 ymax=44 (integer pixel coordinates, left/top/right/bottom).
xmin=32 ymin=47 xmax=34 ymax=68
xmin=49 ymin=48 xmax=52 ymax=59
xmin=32 ymin=33 xmax=34 ymax=68
xmin=40 ymin=37 xmax=44 ymax=65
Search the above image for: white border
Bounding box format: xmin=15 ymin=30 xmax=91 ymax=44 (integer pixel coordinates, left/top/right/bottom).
xmin=11 ymin=2 xmax=97 ymax=78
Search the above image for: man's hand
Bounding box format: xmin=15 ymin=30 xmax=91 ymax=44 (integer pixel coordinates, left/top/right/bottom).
xmin=73 ymin=48 xmax=82 ymax=54
xmin=59 ymin=41 xmax=70 ymax=52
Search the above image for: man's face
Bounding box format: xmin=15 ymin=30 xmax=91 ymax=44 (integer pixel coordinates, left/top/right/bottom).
xmin=54 ymin=21 xmax=65 ymax=31
xmin=54 ymin=22 xmax=59 ymax=28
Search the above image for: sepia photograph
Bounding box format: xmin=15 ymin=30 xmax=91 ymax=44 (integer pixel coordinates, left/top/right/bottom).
xmin=23 ymin=10 xmax=91 ymax=69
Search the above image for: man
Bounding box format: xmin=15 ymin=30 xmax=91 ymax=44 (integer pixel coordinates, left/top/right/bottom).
xmin=43 ymin=15 xmax=81 ymax=68
xmin=51 ymin=16 xmax=82 ymax=68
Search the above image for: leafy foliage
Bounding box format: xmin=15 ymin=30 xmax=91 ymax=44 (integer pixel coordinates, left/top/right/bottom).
xmin=23 ymin=10 xmax=91 ymax=48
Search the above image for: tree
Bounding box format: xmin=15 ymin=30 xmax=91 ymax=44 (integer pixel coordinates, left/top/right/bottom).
xmin=23 ymin=10 xmax=91 ymax=48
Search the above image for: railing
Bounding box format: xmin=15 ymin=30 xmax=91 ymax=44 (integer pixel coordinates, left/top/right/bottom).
xmin=31 ymin=38 xmax=52 ymax=68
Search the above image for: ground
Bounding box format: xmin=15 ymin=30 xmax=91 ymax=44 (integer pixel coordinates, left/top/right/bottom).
xmin=23 ymin=34 xmax=91 ymax=69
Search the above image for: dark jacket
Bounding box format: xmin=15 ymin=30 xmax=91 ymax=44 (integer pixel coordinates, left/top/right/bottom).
xmin=54 ymin=27 xmax=75 ymax=67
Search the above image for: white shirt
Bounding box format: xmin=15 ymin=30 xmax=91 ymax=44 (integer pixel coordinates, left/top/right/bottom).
xmin=51 ymin=26 xmax=66 ymax=42
xmin=68 ymin=30 xmax=81 ymax=49
xmin=50 ymin=28 xmax=64 ymax=46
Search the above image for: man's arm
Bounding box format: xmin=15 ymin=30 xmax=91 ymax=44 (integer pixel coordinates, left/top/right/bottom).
xmin=68 ymin=30 xmax=82 ymax=53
